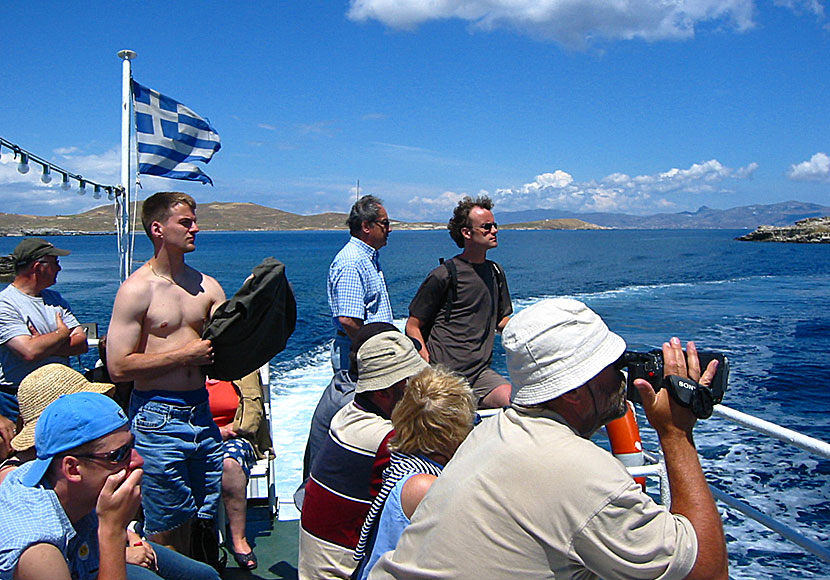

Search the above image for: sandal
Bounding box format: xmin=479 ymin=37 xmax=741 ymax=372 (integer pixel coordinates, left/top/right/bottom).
xmin=232 ymin=550 xmax=257 ymax=570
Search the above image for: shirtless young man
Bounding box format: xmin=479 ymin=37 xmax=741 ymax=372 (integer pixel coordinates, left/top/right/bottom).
xmin=106 ymin=192 xmax=226 ymax=554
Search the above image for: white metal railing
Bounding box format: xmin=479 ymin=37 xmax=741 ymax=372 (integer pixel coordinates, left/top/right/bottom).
xmin=627 ymin=403 xmax=830 ymax=565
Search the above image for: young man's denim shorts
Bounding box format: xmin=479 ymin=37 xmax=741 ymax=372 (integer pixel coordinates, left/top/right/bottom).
xmin=129 ymin=391 xmax=223 ymax=536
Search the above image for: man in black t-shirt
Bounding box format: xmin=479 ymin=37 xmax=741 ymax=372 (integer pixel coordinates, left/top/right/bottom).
xmin=406 ymin=196 xmax=513 ymax=408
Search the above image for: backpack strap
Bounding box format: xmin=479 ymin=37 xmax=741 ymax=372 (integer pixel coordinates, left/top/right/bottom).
xmin=439 ymin=257 xmax=458 ymax=324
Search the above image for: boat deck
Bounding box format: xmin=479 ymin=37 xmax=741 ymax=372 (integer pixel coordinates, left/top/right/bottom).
xmin=222 ymin=503 xmax=298 ymax=580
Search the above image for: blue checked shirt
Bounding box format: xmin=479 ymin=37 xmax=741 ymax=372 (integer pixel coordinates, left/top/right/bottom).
xmin=0 ymin=463 xmax=100 ymax=580
xmin=327 ymin=237 xmax=393 ymax=333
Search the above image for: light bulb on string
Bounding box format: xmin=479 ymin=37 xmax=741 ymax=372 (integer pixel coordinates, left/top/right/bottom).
xmin=107 ymin=187 xmax=115 ymax=201
xmin=40 ymin=164 xmax=52 ymax=184
xmin=93 ymin=184 xmax=102 ymax=199
xmin=77 ymin=179 xmax=86 ymax=196
xmin=17 ymin=152 xmax=29 ymax=174
xmin=61 ymin=173 xmax=71 ymax=190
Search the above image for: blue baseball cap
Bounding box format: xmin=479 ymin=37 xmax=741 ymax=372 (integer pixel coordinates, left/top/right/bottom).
xmin=22 ymin=392 xmax=129 ymax=487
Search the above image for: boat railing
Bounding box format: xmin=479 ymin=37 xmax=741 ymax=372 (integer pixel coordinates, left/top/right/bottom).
xmin=630 ymin=404 xmax=830 ymax=565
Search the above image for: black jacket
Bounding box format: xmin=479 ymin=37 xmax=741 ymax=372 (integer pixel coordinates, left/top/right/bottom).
xmin=202 ymin=257 xmax=296 ymax=380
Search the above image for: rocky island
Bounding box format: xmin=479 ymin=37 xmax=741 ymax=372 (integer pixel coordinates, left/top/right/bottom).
xmin=737 ymin=216 xmax=830 ymax=243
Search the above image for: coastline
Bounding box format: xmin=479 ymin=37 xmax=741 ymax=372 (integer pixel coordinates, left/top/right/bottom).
xmin=736 ymin=216 xmax=830 ymax=243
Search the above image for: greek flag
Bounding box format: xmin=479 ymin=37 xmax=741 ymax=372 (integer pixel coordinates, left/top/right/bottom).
xmin=132 ymin=80 xmax=221 ymax=185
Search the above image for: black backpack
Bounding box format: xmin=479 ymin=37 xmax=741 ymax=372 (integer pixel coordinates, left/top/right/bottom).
xmin=190 ymin=518 xmax=227 ymax=573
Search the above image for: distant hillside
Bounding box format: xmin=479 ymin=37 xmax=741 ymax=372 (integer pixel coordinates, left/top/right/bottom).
xmin=502 ymin=218 xmax=607 ymax=230
xmin=499 ymin=201 xmax=830 ymax=230
xmin=2 ymin=200 xmax=825 ymax=235
xmin=0 ymin=202 xmax=595 ymax=235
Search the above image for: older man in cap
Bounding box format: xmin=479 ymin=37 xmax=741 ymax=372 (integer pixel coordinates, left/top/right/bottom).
xmin=0 ymin=239 xmax=88 ymax=453
xmin=371 ymin=298 xmax=728 ymax=580
xmin=299 ymin=330 xmax=428 ymax=580
xmin=0 ymin=392 xmax=142 ymax=580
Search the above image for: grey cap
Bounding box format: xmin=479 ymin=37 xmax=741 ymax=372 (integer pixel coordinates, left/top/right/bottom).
xmin=356 ymin=331 xmax=429 ymax=393
xmin=12 ymin=238 xmax=70 ymax=267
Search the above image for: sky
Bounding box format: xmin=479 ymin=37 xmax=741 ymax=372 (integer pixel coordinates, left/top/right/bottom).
xmin=0 ymin=1 xmax=828 ymax=221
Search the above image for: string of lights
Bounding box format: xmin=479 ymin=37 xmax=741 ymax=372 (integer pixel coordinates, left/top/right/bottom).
xmin=0 ymin=136 xmax=122 ymax=200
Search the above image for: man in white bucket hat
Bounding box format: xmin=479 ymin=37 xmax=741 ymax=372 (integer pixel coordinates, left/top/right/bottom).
xmin=371 ymin=298 xmax=728 ymax=580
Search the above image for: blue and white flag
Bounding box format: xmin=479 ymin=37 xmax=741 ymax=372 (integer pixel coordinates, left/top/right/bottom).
xmin=132 ymin=80 xmax=221 ymax=185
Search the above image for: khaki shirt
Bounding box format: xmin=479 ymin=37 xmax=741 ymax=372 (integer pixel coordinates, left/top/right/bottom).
xmin=370 ymin=406 xmax=697 ymax=580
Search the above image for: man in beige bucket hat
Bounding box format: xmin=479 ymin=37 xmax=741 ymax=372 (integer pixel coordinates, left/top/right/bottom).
xmin=371 ymin=298 xmax=728 ymax=580
xmin=299 ymin=329 xmax=428 ymax=580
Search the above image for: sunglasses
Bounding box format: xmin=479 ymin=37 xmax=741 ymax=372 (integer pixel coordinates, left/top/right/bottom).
xmin=374 ymin=219 xmax=391 ymax=229
xmin=473 ymin=222 xmax=498 ymax=232
xmin=74 ymin=435 xmax=135 ymax=465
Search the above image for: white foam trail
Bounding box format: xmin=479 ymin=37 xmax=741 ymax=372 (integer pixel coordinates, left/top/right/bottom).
xmin=269 ymin=343 xmax=333 ymax=520
xmin=269 ymin=318 xmax=408 ymax=520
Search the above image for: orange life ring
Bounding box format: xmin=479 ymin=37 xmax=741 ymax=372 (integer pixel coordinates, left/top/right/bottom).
xmin=606 ymin=402 xmax=646 ymax=490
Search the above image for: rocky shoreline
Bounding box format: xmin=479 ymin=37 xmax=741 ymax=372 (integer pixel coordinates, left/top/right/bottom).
xmin=736 ymin=216 xmax=830 ymax=243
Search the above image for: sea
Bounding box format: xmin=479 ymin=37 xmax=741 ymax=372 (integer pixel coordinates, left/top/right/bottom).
xmin=2 ymin=229 xmax=828 ymax=579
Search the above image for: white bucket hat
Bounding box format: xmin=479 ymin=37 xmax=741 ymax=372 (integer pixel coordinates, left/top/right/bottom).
xmin=356 ymin=331 xmax=429 ymax=393
xmin=504 ymin=299 xmax=626 ymax=406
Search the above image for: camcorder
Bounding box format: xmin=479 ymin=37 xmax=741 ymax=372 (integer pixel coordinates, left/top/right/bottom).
xmin=620 ymin=350 xmax=729 ymax=419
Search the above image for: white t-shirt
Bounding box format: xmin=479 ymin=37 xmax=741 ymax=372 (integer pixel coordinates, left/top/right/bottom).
xmin=0 ymin=284 xmax=79 ymax=389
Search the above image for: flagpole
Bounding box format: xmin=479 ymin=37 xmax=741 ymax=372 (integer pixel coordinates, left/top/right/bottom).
xmin=117 ymin=49 xmax=136 ymax=284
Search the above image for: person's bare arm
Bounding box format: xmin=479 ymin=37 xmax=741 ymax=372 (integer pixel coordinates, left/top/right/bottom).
xmin=496 ymin=315 xmax=510 ymax=333
xmin=106 ymin=281 xmax=213 ymax=383
xmin=53 ymin=326 xmax=88 ymax=357
xmin=634 ymin=337 xmax=728 ymax=580
xmin=0 ymin=415 xmax=14 ymax=459
xmin=405 ymin=316 xmax=430 ymax=362
xmin=337 ymin=316 xmax=363 ymax=341
xmin=14 ymin=543 xmax=73 ymax=580
xmin=400 ymin=473 xmax=437 ymax=519
xmin=5 ymin=312 xmax=85 ymax=362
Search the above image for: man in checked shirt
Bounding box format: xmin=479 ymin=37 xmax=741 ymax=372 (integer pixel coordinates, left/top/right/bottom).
xmin=327 ymin=195 xmax=394 ymax=373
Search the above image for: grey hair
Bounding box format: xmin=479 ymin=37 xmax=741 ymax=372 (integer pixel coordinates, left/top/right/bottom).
xmin=348 ymin=195 xmax=385 ymax=235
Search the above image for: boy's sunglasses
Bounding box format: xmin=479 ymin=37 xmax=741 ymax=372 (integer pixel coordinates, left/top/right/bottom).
xmin=74 ymin=435 xmax=135 ymax=465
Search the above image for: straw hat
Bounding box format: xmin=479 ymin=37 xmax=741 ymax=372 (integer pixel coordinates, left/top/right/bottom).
xmin=11 ymin=364 xmax=115 ymax=452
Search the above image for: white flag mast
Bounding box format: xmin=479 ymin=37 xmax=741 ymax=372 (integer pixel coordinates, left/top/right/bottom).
xmin=117 ymin=49 xmax=136 ymax=284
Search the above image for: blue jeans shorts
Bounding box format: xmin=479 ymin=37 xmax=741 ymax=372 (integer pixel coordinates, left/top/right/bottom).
xmin=129 ymin=392 xmax=223 ymax=536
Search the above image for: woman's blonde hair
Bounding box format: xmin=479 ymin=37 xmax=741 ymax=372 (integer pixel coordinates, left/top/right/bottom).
xmin=388 ymin=366 xmax=476 ymax=457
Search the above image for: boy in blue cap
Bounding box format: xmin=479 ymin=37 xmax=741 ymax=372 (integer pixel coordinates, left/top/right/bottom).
xmin=0 ymin=392 xmax=142 ymax=580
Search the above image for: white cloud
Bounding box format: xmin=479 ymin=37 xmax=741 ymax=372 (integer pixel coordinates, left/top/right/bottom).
xmin=774 ymin=0 xmax=825 ymax=18
xmin=787 ymin=152 xmax=830 ymax=181
xmin=408 ymin=190 xmax=466 ymax=211
xmin=348 ymin=0 xmax=766 ymax=47
xmin=0 ymin=147 xmax=122 ymax=215
xmin=400 ymin=159 xmax=757 ymax=216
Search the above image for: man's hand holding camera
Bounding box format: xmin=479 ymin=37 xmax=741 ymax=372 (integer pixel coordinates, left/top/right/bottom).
xmin=634 ymin=337 xmax=719 ymax=437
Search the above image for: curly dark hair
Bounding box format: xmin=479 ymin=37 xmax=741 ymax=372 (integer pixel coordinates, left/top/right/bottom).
xmin=448 ymin=195 xmax=493 ymax=248
xmin=347 ymin=195 xmax=385 ymax=236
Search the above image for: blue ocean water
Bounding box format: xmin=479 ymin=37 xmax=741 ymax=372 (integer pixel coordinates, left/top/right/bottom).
xmin=2 ymin=229 xmax=828 ymax=579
